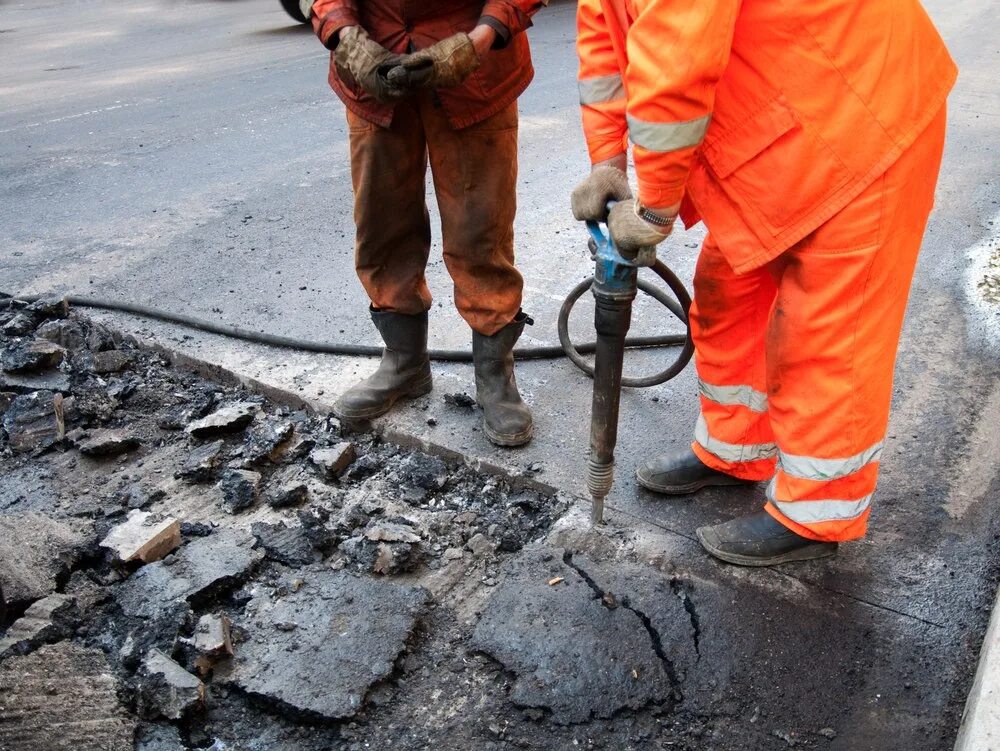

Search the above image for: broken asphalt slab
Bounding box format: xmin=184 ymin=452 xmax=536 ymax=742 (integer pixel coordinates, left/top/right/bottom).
xmin=115 ymin=528 xmax=263 ymax=618
xmin=470 ymin=547 xmax=679 ymax=723
xmin=215 ymin=570 xmax=429 ymax=721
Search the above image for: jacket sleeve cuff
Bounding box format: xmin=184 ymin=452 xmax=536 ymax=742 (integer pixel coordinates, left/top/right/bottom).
xmin=480 ymin=1 xmax=533 ymax=39
xmin=477 ymin=16 xmax=512 ymax=48
xmin=636 ymin=180 xmax=686 ymax=211
xmin=312 ymin=6 xmax=360 ymax=49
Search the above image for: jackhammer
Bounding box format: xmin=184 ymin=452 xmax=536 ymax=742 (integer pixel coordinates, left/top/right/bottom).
xmin=557 ymin=210 xmax=694 ymax=524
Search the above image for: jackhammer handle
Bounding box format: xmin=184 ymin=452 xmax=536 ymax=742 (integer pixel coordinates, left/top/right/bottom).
xmin=585 ymin=200 xmax=617 ymax=251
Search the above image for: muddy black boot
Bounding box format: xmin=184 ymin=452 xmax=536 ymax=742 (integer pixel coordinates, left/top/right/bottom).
xmin=333 ymin=309 xmax=432 ymax=421
xmin=473 ymin=313 xmax=533 ymax=447
xmin=636 ymin=448 xmax=754 ymax=495
xmin=696 ymin=510 xmax=838 ymax=566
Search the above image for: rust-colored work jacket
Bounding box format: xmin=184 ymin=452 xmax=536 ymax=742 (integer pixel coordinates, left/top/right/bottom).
xmin=577 ymin=0 xmax=958 ymax=273
xmin=312 ymin=0 xmax=542 ymax=129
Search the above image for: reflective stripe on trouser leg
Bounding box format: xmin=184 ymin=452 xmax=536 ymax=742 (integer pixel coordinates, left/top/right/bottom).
xmin=689 ymin=236 xmax=778 ymax=481
xmin=764 ymin=438 xmax=884 ymax=539
xmin=762 ymin=107 xmax=946 ymax=543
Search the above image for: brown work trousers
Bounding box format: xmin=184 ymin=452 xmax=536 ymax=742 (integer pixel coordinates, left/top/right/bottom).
xmin=347 ymin=95 xmax=523 ymax=336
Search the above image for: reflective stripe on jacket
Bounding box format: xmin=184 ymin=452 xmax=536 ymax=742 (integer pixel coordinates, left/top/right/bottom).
xmin=577 ymin=0 xmax=957 ymax=272
xmin=312 ymin=0 xmax=544 ymax=130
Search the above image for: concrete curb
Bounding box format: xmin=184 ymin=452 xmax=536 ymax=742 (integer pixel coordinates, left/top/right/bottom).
xmin=955 ymin=583 xmax=1000 ymax=750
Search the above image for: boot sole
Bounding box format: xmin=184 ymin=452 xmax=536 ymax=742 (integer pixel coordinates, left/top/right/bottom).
xmin=636 ymin=471 xmax=753 ymax=496
xmin=483 ymin=422 xmax=533 ymax=448
xmin=696 ymin=527 xmax=838 ymax=567
xmin=332 ymin=375 xmax=433 ymax=422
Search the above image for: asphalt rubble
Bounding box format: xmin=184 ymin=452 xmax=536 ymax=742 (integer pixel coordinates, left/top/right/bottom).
xmin=0 ymin=297 xmax=981 ymax=751
xmin=1 ymin=297 xmax=702 ymax=750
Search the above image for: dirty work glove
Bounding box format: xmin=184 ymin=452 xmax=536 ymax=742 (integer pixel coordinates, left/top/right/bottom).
xmin=607 ymin=199 xmax=674 ymax=259
xmin=385 ymin=33 xmax=481 ymax=90
xmin=571 ymin=166 xmax=633 ymax=222
xmin=334 ymin=27 xmax=406 ymax=104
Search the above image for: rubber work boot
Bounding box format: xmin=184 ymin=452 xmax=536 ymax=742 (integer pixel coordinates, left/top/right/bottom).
xmin=472 ymin=312 xmax=533 ymax=447
xmin=333 ymin=309 xmax=432 ymax=421
xmin=636 ymin=448 xmax=754 ymax=495
xmin=696 ymin=510 xmax=838 ymax=566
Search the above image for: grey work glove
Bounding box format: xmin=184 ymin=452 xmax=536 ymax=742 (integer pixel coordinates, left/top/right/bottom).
xmin=607 ymin=199 xmax=673 ymax=259
xmin=571 ymin=166 xmax=633 ymax=222
xmin=334 ymin=27 xmax=407 ymax=104
xmin=385 ymin=33 xmax=481 ymax=90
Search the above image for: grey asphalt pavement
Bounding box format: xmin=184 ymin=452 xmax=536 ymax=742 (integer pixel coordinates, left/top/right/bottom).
xmin=1 ymin=0 xmax=999 ymax=747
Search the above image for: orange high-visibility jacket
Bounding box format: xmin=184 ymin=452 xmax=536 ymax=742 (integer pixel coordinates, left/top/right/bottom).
xmin=577 ymin=0 xmax=957 ymax=273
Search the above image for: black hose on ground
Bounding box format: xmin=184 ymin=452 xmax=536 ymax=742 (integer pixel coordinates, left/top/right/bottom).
xmin=0 ymin=284 xmax=690 ymax=372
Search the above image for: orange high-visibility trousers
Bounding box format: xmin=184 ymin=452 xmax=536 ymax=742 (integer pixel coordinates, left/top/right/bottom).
xmin=690 ymin=107 xmax=947 ymax=543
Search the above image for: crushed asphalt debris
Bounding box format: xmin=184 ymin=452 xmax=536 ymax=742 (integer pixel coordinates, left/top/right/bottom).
xmin=0 ymin=299 xmax=586 ymax=748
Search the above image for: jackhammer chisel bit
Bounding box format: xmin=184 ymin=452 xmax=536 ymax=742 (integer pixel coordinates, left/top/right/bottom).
xmin=584 ymin=215 xmax=642 ymax=525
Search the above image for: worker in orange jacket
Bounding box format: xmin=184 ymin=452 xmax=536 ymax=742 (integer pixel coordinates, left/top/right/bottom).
xmin=572 ymin=0 xmax=957 ymax=565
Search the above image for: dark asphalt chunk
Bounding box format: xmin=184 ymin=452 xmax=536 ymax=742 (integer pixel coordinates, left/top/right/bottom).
xmin=116 ymin=529 xmax=263 ymax=617
xmin=251 ymin=521 xmax=319 ymax=566
xmin=216 ymin=571 xmax=429 ymax=721
xmin=1 ymin=390 xmax=65 ymax=452
xmin=76 ymin=428 xmax=141 ymax=457
xmin=470 ymin=547 xmax=676 ymax=723
xmin=0 ymin=338 xmax=65 ymax=373
xmin=186 ymin=402 xmax=257 ymax=438
xmin=218 ymin=468 xmax=261 ymax=513
xmin=242 ymin=419 xmax=293 ymax=464
xmin=176 ymin=439 xmax=225 ymax=481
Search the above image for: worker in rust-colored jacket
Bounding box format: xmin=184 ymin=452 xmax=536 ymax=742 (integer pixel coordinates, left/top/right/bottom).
xmin=311 ymin=1 xmax=545 ymax=447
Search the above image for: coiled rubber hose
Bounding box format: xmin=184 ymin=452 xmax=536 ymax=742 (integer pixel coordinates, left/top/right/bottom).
xmin=1 ymin=275 xmax=692 ymax=386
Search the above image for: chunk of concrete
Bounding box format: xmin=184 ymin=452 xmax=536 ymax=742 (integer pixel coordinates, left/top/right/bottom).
xmin=186 ymin=402 xmax=256 ymax=438
xmin=116 ymin=529 xmax=263 ymax=618
xmin=218 ymin=468 xmax=261 ymax=513
xmin=470 ymin=548 xmax=674 ymax=724
xmin=176 ymin=439 xmax=225 ymax=481
xmin=139 ymin=649 xmax=205 ymax=720
xmin=364 ymin=522 xmax=421 ymax=545
xmin=77 ymin=429 xmax=142 ymax=458
xmin=0 ymin=594 xmax=78 ymax=660
xmin=0 ymin=512 xmax=92 ymax=606
xmin=101 ymin=510 xmax=181 ymax=564
xmin=194 ymin=613 xmax=233 ymax=658
xmin=310 ymin=442 xmax=356 ymax=480
xmin=215 ymin=571 xmax=428 ymax=720
xmin=1 ymin=338 xmax=65 ymax=373
xmin=0 ymin=642 xmax=137 ymax=751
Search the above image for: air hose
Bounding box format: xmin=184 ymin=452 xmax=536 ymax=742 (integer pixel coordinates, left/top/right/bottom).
xmin=1 ymin=272 xmax=691 ymax=385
